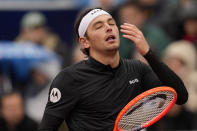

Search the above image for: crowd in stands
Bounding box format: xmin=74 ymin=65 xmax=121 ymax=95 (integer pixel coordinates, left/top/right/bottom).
xmin=0 ymin=0 xmax=197 ymax=130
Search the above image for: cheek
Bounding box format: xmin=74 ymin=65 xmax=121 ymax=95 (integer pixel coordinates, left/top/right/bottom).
xmin=89 ymin=31 xmax=105 ymax=43
xmin=115 ymin=27 xmax=119 ymax=36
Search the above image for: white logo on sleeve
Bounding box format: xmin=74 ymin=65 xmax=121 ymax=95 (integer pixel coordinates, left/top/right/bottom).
xmin=129 ymin=78 xmax=139 ymax=85
xmin=50 ymin=88 xmax=61 ymax=103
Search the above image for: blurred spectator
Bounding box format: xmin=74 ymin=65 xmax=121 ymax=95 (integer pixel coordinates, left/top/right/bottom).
xmin=89 ymin=0 xmax=126 ymax=13
xmin=184 ymin=71 xmax=197 ymax=113
xmin=160 ymin=0 xmax=197 ymax=41
xmin=0 ymin=73 xmax=12 ymax=97
xmin=73 ymin=0 xmax=126 ymax=9
xmin=163 ymin=40 xmax=197 ymax=82
xmin=0 ymin=91 xmax=38 ymax=131
xmin=71 ymin=44 xmax=87 ymax=64
xmin=180 ymin=4 xmax=197 ymax=45
xmin=16 ymin=11 xmax=47 ymax=45
xmin=24 ymin=61 xmax=60 ymax=122
xmin=147 ymin=104 xmax=194 ymax=130
xmin=91 ymin=0 xmax=118 ymax=11
xmin=136 ymin=0 xmax=168 ymax=24
xmin=185 ymin=71 xmax=197 ymax=129
xmin=147 ymin=40 xmax=197 ymax=130
xmin=0 ymin=41 xmax=61 ymax=92
xmin=16 ymin=11 xmax=71 ymax=67
xmin=118 ymin=0 xmax=170 ymax=58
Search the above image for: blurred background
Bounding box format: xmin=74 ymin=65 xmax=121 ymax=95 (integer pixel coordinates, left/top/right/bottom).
xmin=0 ymin=0 xmax=197 ymax=130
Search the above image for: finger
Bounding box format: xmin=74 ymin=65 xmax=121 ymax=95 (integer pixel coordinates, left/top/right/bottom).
xmin=122 ymin=34 xmax=139 ymax=43
xmin=121 ymin=29 xmax=142 ymax=40
xmin=123 ymin=23 xmax=136 ymax=27
xmin=120 ymin=26 xmax=139 ymax=36
xmin=120 ymin=24 xmax=141 ymax=35
xmin=120 ymin=29 xmax=137 ymax=37
xmin=123 ymin=23 xmax=138 ymax=30
xmin=120 ymin=24 xmax=136 ymax=31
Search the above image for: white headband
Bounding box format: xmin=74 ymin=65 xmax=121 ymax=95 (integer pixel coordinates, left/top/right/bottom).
xmin=78 ymin=9 xmax=110 ymax=37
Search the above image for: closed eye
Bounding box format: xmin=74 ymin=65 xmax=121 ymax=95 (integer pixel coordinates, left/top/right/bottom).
xmin=109 ymin=23 xmax=115 ymax=26
xmin=93 ymin=21 xmax=103 ymax=30
xmin=95 ymin=24 xmax=103 ymax=29
xmin=108 ymin=18 xmax=116 ymax=26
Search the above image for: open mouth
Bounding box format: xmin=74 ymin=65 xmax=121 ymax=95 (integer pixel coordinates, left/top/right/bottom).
xmin=105 ymin=35 xmax=116 ymax=42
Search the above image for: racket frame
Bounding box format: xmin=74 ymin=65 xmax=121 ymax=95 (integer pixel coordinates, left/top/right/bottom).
xmin=113 ymin=86 xmax=177 ymax=131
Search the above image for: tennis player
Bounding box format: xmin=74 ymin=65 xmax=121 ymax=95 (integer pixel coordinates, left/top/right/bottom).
xmin=38 ymin=8 xmax=188 ymax=131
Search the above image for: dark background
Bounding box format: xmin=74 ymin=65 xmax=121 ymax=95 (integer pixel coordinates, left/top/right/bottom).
xmin=0 ymin=9 xmax=80 ymax=46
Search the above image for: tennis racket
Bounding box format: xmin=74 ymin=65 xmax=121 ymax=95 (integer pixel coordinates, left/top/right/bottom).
xmin=113 ymin=86 xmax=177 ymax=131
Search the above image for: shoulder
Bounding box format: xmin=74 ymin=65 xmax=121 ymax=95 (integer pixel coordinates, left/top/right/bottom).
xmin=62 ymin=60 xmax=86 ymax=73
xmin=122 ymin=58 xmax=148 ymax=68
xmin=52 ymin=61 xmax=87 ymax=86
xmin=121 ymin=58 xmax=151 ymax=73
xmin=48 ymin=63 xmax=84 ymax=101
xmin=57 ymin=60 xmax=86 ymax=77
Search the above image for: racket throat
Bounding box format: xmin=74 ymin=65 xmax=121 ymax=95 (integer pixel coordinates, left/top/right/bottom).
xmin=133 ymin=127 xmax=144 ymax=131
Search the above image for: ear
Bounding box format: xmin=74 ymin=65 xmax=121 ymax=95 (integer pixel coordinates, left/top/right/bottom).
xmin=79 ymin=37 xmax=90 ymax=49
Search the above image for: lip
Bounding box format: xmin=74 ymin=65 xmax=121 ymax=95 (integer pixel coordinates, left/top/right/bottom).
xmin=105 ymin=34 xmax=116 ymax=43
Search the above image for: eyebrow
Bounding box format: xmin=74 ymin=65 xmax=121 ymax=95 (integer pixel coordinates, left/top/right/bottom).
xmin=107 ymin=18 xmax=114 ymax=23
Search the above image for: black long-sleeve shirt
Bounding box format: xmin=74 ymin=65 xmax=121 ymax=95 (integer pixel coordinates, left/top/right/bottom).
xmin=39 ymin=50 xmax=188 ymax=131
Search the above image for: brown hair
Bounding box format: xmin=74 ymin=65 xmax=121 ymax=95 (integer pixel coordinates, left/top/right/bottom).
xmin=74 ymin=7 xmax=102 ymax=56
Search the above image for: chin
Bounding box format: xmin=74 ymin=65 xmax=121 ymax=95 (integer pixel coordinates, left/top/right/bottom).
xmin=106 ymin=45 xmax=119 ymax=52
xmin=111 ymin=42 xmax=119 ymax=49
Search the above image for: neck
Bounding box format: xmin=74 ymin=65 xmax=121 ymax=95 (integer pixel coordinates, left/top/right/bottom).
xmin=90 ymin=50 xmax=120 ymax=68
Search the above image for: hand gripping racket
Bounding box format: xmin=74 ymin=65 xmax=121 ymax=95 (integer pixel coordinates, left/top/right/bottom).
xmin=113 ymin=86 xmax=177 ymax=131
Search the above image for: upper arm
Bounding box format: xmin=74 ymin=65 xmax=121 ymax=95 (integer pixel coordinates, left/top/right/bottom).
xmin=44 ymin=70 xmax=79 ymax=120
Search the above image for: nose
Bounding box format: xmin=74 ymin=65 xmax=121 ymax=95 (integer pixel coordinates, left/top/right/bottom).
xmin=105 ymin=23 xmax=112 ymax=33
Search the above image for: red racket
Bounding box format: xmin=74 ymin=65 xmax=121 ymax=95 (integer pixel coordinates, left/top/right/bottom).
xmin=113 ymin=86 xmax=177 ymax=131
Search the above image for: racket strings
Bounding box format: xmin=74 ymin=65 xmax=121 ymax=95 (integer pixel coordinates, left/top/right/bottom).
xmin=119 ymin=91 xmax=174 ymax=130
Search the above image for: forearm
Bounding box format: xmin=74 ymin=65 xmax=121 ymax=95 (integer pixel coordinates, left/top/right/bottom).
xmin=38 ymin=113 xmax=63 ymax=131
xmin=144 ymin=49 xmax=188 ymax=105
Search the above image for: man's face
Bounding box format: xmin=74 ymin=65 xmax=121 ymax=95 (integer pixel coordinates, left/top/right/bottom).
xmin=119 ymin=6 xmax=146 ymax=28
xmin=24 ymin=26 xmax=47 ymax=45
xmin=184 ymin=19 xmax=197 ymax=37
xmin=85 ymin=14 xmax=120 ymax=55
xmin=1 ymin=93 xmax=24 ymax=126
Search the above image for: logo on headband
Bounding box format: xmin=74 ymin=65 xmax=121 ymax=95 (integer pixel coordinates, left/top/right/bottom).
xmin=91 ymin=9 xmax=102 ymax=15
xmin=78 ymin=9 xmax=109 ymax=37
